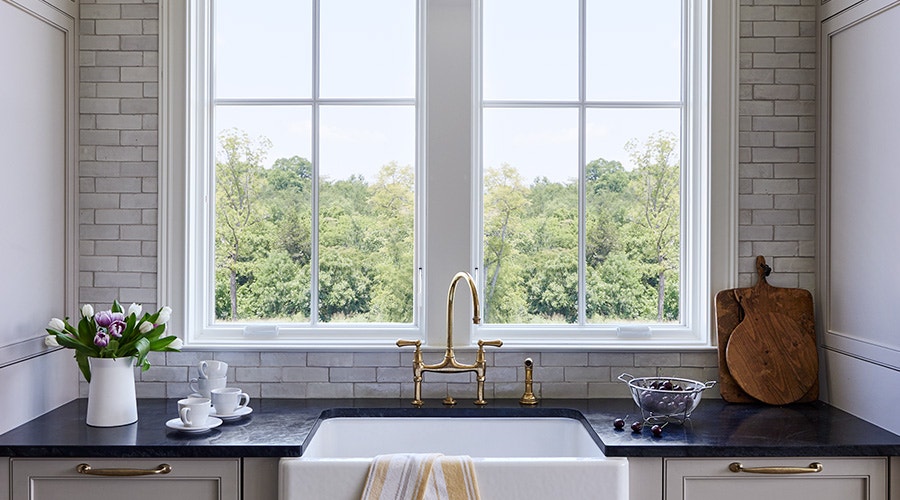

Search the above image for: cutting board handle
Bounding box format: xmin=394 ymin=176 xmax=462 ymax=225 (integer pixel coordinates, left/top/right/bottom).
xmin=756 ymin=255 xmax=772 ymax=280
xmin=736 ymin=256 xmax=774 ymax=303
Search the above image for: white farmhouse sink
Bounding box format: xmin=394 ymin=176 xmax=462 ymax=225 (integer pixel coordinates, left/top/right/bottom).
xmin=280 ymin=416 xmax=629 ymax=500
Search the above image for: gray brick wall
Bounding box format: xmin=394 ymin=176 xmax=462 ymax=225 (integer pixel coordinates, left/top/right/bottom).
xmin=80 ymin=0 xmax=159 ymax=309
xmin=77 ymin=0 xmax=815 ymax=400
xmin=738 ymin=0 xmax=817 ymax=290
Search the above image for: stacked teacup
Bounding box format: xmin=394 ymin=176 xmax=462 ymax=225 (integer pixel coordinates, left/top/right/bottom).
xmin=189 ymin=360 xmax=228 ymax=398
xmin=181 ymin=359 xmax=251 ymax=425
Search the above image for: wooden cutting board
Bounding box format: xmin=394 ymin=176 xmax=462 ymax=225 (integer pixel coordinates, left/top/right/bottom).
xmin=715 ymin=256 xmax=819 ymax=404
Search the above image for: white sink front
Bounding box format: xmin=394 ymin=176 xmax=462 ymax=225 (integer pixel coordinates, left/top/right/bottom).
xmin=280 ymin=416 xmax=628 ymax=500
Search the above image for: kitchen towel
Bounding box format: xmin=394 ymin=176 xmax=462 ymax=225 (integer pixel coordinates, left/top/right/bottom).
xmin=360 ymin=453 xmax=481 ymax=500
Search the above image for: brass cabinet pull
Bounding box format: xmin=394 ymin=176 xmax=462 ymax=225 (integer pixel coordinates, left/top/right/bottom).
xmin=728 ymin=462 xmax=823 ymax=474
xmin=76 ymin=463 xmax=172 ymax=476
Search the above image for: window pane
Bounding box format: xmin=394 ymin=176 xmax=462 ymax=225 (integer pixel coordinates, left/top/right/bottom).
xmin=482 ymin=108 xmax=578 ymax=324
xmin=483 ymin=0 xmax=578 ymax=101
xmin=318 ymin=106 xmax=416 ymax=323
xmin=213 ymin=106 xmax=313 ymax=322
xmin=214 ymin=0 xmax=312 ymax=99
xmin=585 ymin=108 xmax=680 ymax=324
xmin=585 ymin=0 xmax=682 ymax=102
xmin=319 ymin=0 xmax=416 ymax=99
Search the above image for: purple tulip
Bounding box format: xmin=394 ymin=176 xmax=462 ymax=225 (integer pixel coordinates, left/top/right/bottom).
xmin=108 ymin=320 xmax=127 ymax=338
xmin=94 ymin=310 xmax=125 ymax=328
xmin=94 ymin=331 xmax=110 ymax=347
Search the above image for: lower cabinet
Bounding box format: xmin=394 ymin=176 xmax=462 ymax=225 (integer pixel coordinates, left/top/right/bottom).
xmin=9 ymin=458 xmax=241 ymax=500
xmin=4 ymin=455 xmax=893 ymax=500
xmin=2 ymin=458 xmax=9 ymax=500
xmin=664 ymin=457 xmax=888 ymax=500
xmin=893 ymin=457 xmax=900 ymax=500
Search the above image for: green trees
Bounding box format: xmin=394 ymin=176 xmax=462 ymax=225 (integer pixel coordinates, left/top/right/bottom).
xmin=483 ymin=131 xmax=681 ymax=324
xmin=215 ymin=129 xmax=273 ymax=321
xmin=624 ymin=132 xmax=680 ymax=322
xmin=482 ymin=164 xmax=529 ymax=323
xmin=213 ymin=127 xmax=680 ymax=326
xmin=213 ymin=130 xmax=414 ymax=323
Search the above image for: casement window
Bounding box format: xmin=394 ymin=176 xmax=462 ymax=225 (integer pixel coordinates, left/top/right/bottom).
xmin=161 ymin=0 xmax=736 ymax=349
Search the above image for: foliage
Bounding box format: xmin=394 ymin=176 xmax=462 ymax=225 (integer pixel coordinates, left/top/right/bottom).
xmin=623 ymin=131 xmax=681 ymax=322
xmin=212 ymin=127 xmax=680 ymax=326
xmin=483 ymin=131 xmax=681 ymax=324
xmin=482 ymin=164 xmax=529 ymax=323
xmin=213 ymin=130 xmax=414 ymax=324
xmin=215 ymin=128 xmax=273 ymax=320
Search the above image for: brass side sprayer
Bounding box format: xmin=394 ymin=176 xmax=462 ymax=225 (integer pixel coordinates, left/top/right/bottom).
xmin=519 ymin=357 xmax=538 ymax=405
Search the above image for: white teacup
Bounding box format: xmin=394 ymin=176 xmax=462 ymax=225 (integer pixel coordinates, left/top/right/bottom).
xmin=178 ymin=397 xmax=211 ymax=428
xmin=189 ymin=376 xmax=226 ymax=398
xmin=211 ymin=387 xmax=251 ymax=415
xmin=199 ymin=360 xmax=228 ymax=379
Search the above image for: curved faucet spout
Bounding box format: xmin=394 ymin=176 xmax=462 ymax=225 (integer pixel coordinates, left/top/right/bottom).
xmin=396 ymin=271 xmax=501 ymax=406
xmin=446 ymin=271 xmax=480 ymax=355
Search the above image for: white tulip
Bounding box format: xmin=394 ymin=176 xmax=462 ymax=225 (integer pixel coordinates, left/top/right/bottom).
xmin=138 ymin=321 xmax=153 ymax=334
xmin=169 ymin=338 xmax=184 ymax=350
xmin=48 ymin=318 xmax=65 ymax=332
xmin=157 ymin=306 xmax=172 ymax=325
xmin=81 ymin=304 xmax=94 ymax=318
xmin=44 ymin=335 xmax=60 ymax=347
xmin=127 ymin=303 xmax=143 ymax=318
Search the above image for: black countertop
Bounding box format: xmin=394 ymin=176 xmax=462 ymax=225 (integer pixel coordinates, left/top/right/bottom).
xmin=1 ymin=398 xmax=898 ymax=458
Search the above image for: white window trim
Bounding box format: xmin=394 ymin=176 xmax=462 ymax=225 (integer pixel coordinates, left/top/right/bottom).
xmin=159 ymin=0 xmax=737 ymax=351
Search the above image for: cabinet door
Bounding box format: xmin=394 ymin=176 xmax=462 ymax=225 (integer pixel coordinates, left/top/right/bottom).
xmin=10 ymin=458 xmax=240 ymax=500
xmin=665 ymin=457 xmax=888 ymax=500
xmin=2 ymin=457 xmax=9 ymax=500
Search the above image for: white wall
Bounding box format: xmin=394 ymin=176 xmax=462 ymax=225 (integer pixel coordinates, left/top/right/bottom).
xmin=0 ymin=0 xmax=80 ymax=434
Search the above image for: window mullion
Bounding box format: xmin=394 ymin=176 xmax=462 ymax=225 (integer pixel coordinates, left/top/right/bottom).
xmin=423 ymin=0 xmax=477 ymax=348
xmin=577 ymin=0 xmax=587 ymax=325
xmin=310 ymin=0 xmax=320 ymax=326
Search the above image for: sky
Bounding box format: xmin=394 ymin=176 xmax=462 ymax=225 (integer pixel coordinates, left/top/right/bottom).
xmin=212 ymin=0 xmax=683 ymax=184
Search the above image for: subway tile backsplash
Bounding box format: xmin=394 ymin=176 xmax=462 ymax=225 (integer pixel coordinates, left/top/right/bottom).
xmin=78 ymin=350 xmax=721 ymax=401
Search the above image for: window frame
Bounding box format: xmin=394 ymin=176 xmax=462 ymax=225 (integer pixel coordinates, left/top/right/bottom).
xmin=160 ymin=0 xmax=737 ymax=350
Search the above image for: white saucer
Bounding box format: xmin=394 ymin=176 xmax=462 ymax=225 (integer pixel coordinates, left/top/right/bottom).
xmin=166 ymin=417 xmax=222 ymax=433
xmin=210 ymin=406 xmax=252 ymax=421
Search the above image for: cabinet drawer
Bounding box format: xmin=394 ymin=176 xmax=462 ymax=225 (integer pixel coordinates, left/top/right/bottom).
xmin=10 ymin=458 xmax=240 ymax=500
xmin=664 ymin=457 xmax=888 ymax=500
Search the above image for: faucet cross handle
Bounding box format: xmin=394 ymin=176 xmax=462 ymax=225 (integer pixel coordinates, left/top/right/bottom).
xmin=397 ymin=339 xmax=425 ymax=407
xmin=475 ymin=339 xmax=502 ymax=363
xmin=397 ymin=339 xmax=423 ymax=363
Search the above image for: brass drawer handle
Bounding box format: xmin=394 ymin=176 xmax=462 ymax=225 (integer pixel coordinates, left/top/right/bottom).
xmin=76 ymin=463 xmax=172 ymax=476
xmin=729 ymin=462 xmax=823 ymax=474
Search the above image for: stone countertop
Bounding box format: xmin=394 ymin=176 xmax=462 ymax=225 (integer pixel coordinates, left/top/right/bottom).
xmin=1 ymin=398 xmax=898 ymax=458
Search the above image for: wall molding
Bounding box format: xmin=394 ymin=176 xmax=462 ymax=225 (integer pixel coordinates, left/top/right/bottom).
xmin=818 ymin=0 xmax=900 ymax=373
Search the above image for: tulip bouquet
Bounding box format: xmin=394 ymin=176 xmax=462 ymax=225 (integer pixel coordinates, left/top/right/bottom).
xmin=46 ymin=301 xmax=182 ymax=382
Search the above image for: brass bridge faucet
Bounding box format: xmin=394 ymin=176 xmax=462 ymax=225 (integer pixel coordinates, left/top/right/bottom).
xmin=397 ymin=271 xmax=503 ymax=407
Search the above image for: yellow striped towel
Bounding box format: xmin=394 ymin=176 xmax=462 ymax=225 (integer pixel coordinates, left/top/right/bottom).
xmin=360 ymin=454 xmax=481 ymax=500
